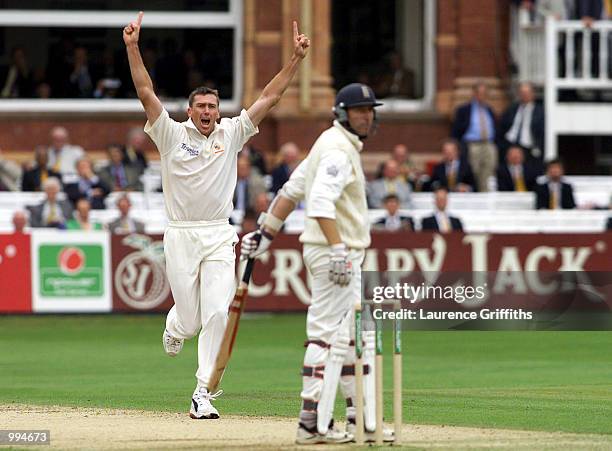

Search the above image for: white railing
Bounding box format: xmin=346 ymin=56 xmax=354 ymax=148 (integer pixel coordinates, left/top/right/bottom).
xmin=545 ymin=18 xmax=612 ymax=161
xmin=517 ymin=10 xmax=546 ymax=84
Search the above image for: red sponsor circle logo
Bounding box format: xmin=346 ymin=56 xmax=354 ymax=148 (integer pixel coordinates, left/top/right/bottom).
xmin=58 ymin=247 xmax=86 ymax=275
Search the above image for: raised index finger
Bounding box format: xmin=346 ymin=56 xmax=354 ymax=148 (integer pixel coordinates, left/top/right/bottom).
xmin=137 ymin=11 xmax=144 ymax=26
xmin=293 ymin=20 xmax=298 ymax=40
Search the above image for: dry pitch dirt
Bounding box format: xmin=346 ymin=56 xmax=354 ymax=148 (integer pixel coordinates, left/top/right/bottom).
xmin=2 ymin=404 xmax=612 ymax=450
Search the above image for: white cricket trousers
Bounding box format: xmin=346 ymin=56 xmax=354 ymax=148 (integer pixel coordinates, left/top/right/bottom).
xmin=163 ymin=219 xmax=238 ymax=389
xmin=301 ymin=244 xmax=365 ymax=406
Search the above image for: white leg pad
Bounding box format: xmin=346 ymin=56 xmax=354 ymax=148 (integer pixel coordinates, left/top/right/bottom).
xmin=363 ymin=330 xmax=377 ymax=432
xmin=317 ymin=332 xmax=350 ymax=434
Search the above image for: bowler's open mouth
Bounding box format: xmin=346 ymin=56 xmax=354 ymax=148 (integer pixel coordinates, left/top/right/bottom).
xmin=202 ymin=118 xmax=211 ymax=127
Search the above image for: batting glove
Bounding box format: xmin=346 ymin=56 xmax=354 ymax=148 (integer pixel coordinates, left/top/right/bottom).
xmin=240 ymin=229 xmax=272 ymax=260
xmin=329 ymin=243 xmax=352 ymax=286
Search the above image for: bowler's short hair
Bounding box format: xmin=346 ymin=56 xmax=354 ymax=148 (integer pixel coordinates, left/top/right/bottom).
xmin=188 ymin=86 xmax=220 ymax=107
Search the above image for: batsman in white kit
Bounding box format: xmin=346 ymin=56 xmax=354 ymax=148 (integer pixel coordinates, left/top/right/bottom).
xmin=242 ymin=83 xmax=393 ymax=444
xmin=123 ymin=11 xmax=310 ymax=419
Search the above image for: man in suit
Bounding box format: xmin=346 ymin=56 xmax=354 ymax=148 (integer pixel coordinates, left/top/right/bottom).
xmin=46 ymin=126 xmax=85 ymax=176
xmin=421 ymin=186 xmax=463 ymax=233
xmin=108 ymin=193 xmax=145 ymax=234
xmin=535 ymin=159 xmax=576 ymax=209
xmin=99 ymin=144 xmax=143 ymax=192
xmin=22 ymin=146 xmax=62 ymax=192
xmin=373 ymin=194 xmax=414 ymax=232
xmin=430 ymin=139 xmax=477 ymax=192
xmin=496 ymin=146 xmax=538 ymax=192
xmin=271 ymin=141 xmax=301 ymax=194
xmin=233 ymin=155 xmax=267 ymax=218
xmin=122 ymin=128 xmax=149 ymax=175
xmin=499 ymin=82 xmax=545 ymax=169
xmin=28 ymin=177 xmax=73 ymax=228
xmin=451 ymin=82 xmax=498 ymax=191
xmin=64 ymin=157 xmax=110 ymax=209
xmin=367 ymin=159 xmax=413 ymax=208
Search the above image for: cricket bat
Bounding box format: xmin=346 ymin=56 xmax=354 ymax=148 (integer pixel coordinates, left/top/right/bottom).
xmin=208 ymin=257 xmax=256 ymax=392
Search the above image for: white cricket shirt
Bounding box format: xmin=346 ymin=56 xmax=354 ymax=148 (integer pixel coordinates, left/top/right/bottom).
xmin=145 ymin=109 xmax=258 ymax=221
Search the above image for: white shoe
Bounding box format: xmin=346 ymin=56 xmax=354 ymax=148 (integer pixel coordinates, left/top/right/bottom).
xmin=346 ymin=420 xmax=395 ymax=442
xmin=295 ymin=422 xmax=353 ymax=445
xmin=162 ymin=329 xmax=183 ymax=357
xmin=189 ymin=387 xmax=223 ymax=419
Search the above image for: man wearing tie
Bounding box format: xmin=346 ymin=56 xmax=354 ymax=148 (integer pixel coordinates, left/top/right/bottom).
xmin=496 ymin=146 xmax=538 ymax=192
xmin=22 ymin=146 xmax=62 ymax=192
xmin=28 ymin=177 xmax=73 ymax=228
xmin=429 ymin=139 xmax=477 ymax=192
xmin=421 ymin=186 xmax=463 ymax=233
xmin=535 ymin=159 xmax=576 ymax=209
xmin=499 ymin=82 xmax=545 ymax=170
xmin=451 ymin=82 xmax=498 ymax=192
xmin=108 ymin=193 xmax=145 ymax=234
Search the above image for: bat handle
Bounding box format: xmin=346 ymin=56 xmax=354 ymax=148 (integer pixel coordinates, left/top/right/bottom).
xmin=242 ymin=258 xmax=255 ymax=284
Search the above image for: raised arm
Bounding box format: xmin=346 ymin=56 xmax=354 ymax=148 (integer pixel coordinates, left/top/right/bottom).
xmin=123 ymin=11 xmax=162 ymax=125
xmin=247 ymin=21 xmax=310 ymax=127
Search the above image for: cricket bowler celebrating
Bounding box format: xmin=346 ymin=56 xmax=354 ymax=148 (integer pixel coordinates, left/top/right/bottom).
xmin=123 ymin=11 xmax=310 ymax=419
xmin=242 ymin=83 xmax=391 ymax=444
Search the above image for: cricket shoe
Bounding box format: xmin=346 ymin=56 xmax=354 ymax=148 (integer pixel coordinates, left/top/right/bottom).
xmin=189 ymin=387 xmax=223 ymax=419
xmin=162 ymin=329 xmax=183 ymax=357
xmin=346 ymin=419 xmax=395 ymax=443
xmin=295 ymin=421 xmax=353 ymax=445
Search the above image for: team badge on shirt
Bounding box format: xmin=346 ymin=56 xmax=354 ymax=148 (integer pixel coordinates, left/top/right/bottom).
xmin=326 ymin=164 xmax=339 ymax=177
xmin=213 ymin=142 xmax=225 ymax=154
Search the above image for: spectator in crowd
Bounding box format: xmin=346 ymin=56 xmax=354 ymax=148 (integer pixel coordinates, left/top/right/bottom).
xmin=1 ymin=47 xmax=34 ymax=98
xmin=68 ymin=47 xmax=94 ymax=98
xmin=35 ymin=82 xmax=52 ymax=99
xmin=47 ymin=126 xmax=85 ymax=176
xmin=496 ymin=146 xmax=538 ymax=192
xmin=64 ymin=157 xmax=110 ymax=210
xmin=22 ymin=146 xmax=62 ymax=192
xmin=451 ymin=81 xmax=498 ymax=191
xmin=0 ymin=149 xmax=22 ymax=191
xmin=535 ymin=159 xmax=576 ymax=209
xmin=373 ymin=194 xmax=414 ymax=232
xmin=368 ymin=159 xmax=413 ymax=208
xmin=233 ymin=155 xmax=267 ymax=218
xmin=499 ymin=82 xmax=545 ymax=168
xmin=430 ymin=138 xmax=477 ymax=192
xmin=421 ymin=186 xmax=464 ymax=233
xmin=376 ymin=143 xmax=425 ymax=189
xmin=66 ymin=198 xmax=103 ymax=230
xmin=99 ymin=144 xmax=143 ymax=192
xmin=376 ymin=51 xmax=415 ymax=98
xmin=241 ymin=143 xmax=268 ymax=175
xmin=108 ymin=193 xmax=145 ymax=234
xmin=28 ymin=177 xmax=73 ymax=228
xmin=12 ymin=210 xmax=28 ymax=234
xmin=123 ymin=128 xmax=149 ymax=174
xmin=271 ymin=142 xmax=301 ymax=194
xmin=241 ymin=191 xmax=271 ymax=232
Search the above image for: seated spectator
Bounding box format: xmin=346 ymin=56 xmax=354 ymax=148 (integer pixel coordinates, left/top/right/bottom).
xmin=66 ymin=198 xmax=103 ymax=230
xmin=108 ymin=193 xmax=145 ymax=234
xmin=242 ymin=192 xmax=271 ymax=232
xmin=373 ymin=194 xmax=414 ymax=232
xmin=28 ymin=177 xmax=73 ymax=228
xmin=68 ymin=47 xmax=93 ymax=98
xmin=47 ymin=126 xmax=85 ymax=176
xmin=271 ymin=142 xmax=301 ymax=194
xmin=496 ymin=146 xmax=538 ymax=192
xmin=12 ymin=210 xmax=28 ymax=234
xmin=499 ymin=82 xmax=545 ymax=169
xmin=99 ymin=144 xmax=143 ymax=192
xmin=64 ymin=157 xmax=110 ymax=210
xmin=421 ymin=186 xmax=463 ymax=233
xmin=429 ymin=139 xmax=477 ymax=192
xmin=22 ymin=146 xmax=62 ymax=192
xmin=1 ymin=47 xmax=34 ymax=98
xmin=123 ymin=128 xmax=149 ymax=174
xmin=367 ymin=159 xmax=413 ymax=208
xmin=376 ymin=144 xmax=425 ymax=189
xmin=451 ymin=81 xmax=498 ymax=191
xmin=376 ymin=51 xmax=415 ymax=98
xmin=0 ymin=148 xmax=22 ymax=191
xmin=233 ymin=156 xmax=267 ymax=218
xmin=535 ymin=159 xmax=576 ymax=209
xmin=241 ymin=143 xmax=268 ymax=175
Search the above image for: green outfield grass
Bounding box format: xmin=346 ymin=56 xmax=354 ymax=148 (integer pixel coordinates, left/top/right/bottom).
xmin=1 ymin=314 xmax=611 ymax=435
